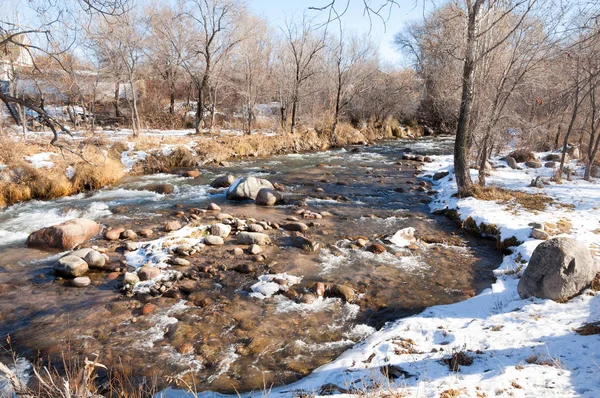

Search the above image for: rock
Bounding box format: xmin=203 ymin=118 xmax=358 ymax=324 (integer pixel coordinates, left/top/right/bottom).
xmin=138 ymin=267 xmax=161 ymax=281
xmin=433 ymin=171 xmax=449 ymax=181
xmin=531 ymin=228 xmax=550 ymax=240
xmin=141 ymin=303 xmax=157 ymax=315
xmin=183 ymin=170 xmax=201 ymax=178
xmin=291 ymin=233 xmax=320 ymax=252
xmin=232 ymin=247 xmax=244 ymax=256
xmin=216 ymin=213 xmax=233 ymax=220
xmin=525 ymin=161 xmax=542 ymax=169
xmin=141 ymin=183 xmax=174 ymax=194
xmin=282 ymin=222 xmax=309 ymax=232
xmin=328 ymin=284 xmax=356 ymax=303
xmin=84 ymin=250 xmax=106 ymax=269
xmin=567 ymin=145 xmax=580 ymax=159
xmin=139 ymin=228 xmax=154 ymax=238
xmin=207 ymin=203 xmax=221 ymax=211
xmin=226 ymin=177 xmax=274 ymax=201
xmin=105 ymin=227 xmax=125 ymax=241
xmin=27 ymin=219 xmax=102 ymax=250
xmin=236 ymin=263 xmax=256 ymax=274
xmin=544 ymin=154 xmax=562 ymax=162
xmin=506 ymin=156 xmax=519 ymax=169
xmin=356 ymin=238 xmax=368 ymax=247
xmin=248 ymin=224 xmax=264 ymax=233
xmin=509 ymin=150 xmax=536 ymax=163
xmin=169 ymin=257 xmax=190 ymax=267
xmin=248 ymin=244 xmax=262 ymax=255
xmin=255 ymin=188 xmax=283 ymax=206
xmin=320 ymin=211 xmax=333 ymax=217
xmin=54 ymin=255 xmax=88 ymax=278
xmin=518 ymin=237 xmax=598 ymax=301
xmin=210 ymin=223 xmax=231 ymax=238
xmin=120 ymin=229 xmax=137 ymax=240
xmin=545 ymin=162 xmax=556 ymax=168
xmin=123 ymin=272 xmax=140 ymax=285
xmin=164 ymin=221 xmax=182 ymax=232
xmin=175 ymin=244 xmax=193 ymax=256
xmin=367 ymin=243 xmax=386 ymax=254
xmin=204 ymin=235 xmax=224 ymax=246
xmin=123 ymin=242 xmax=138 ymax=251
xmin=237 ymin=232 xmax=271 ymax=246
xmin=70 ymin=248 xmax=93 ymax=259
xmin=298 ymin=293 xmax=317 ymax=304
xmin=72 ymin=276 xmax=91 ymax=287
xmin=529 ymin=176 xmax=545 ymax=188
xmin=210 ymin=174 xmax=236 ymax=188
xmin=313 ymin=282 xmax=326 ymax=297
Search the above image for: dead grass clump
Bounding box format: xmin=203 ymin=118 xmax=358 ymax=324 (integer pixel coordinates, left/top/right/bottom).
xmin=442 ymin=351 xmax=474 ymax=372
xmin=575 ymin=321 xmax=600 ymax=336
xmin=592 ymin=273 xmax=600 ymax=291
xmin=169 ymin=147 xmax=196 ymax=168
xmin=72 ymin=158 xmax=124 ymax=191
xmin=134 ymin=146 xmax=197 ymax=174
xmin=107 ymin=141 xmax=129 ymax=160
xmin=440 ymin=389 xmax=463 ymax=398
xmin=469 ymin=186 xmax=553 ymax=212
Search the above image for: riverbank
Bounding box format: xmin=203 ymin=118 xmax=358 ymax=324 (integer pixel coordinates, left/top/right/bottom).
xmin=207 ymin=150 xmax=600 ymax=398
xmin=0 ymin=124 xmax=422 ymax=208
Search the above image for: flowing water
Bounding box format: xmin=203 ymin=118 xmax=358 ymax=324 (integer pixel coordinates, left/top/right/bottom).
xmin=0 ymin=137 xmax=501 ymax=394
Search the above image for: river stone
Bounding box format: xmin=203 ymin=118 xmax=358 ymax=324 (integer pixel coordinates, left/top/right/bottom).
xmin=175 ymin=244 xmax=193 ymax=256
xmin=169 ymin=257 xmax=191 ymax=267
xmin=545 ymin=153 xmax=562 ymax=162
xmin=55 ymin=255 xmax=88 ymax=278
xmin=183 ymin=170 xmax=201 ymax=178
xmin=236 ymin=263 xmax=256 ymax=274
xmin=123 ymin=242 xmax=138 ymax=251
xmin=204 ymin=235 xmax=224 ymax=246
xmin=226 ymin=176 xmax=274 ymax=201
xmin=255 ymin=188 xmax=283 ymax=206
xmin=139 ymin=228 xmax=154 ymax=238
xmin=104 ymin=227 xmax=125 ymax=241
xmin=237 ymin=232 xmax=271 ymax=246
xmin=210 ymin=174 xmax=236 ymax=188
xmin=248 ymin=244 xmax=262 ymax=255
xmin=291 ymin=233 xmax=320 ymax=252
xmin=210 ymin=223 xmax=231 ymax=238
xmin=509 ymin=150 xmax=536 ymax=163
xmin=233 ymin=247 xmax=244 ymax=256
xmin=27 ymin=218 xmax=102 ymax=250
xmin=138 ymin=267 xmax=161 ymax=281
xmin=328 ymin=284 xmax=356 ymax=303
xmin=282 ymin=222 xmax=309 ymax=232
xmin=70 ymin=248 xmax=94 ymax=259
xmin=84 ymin=250 xmax=106 ymax=269
xmin=518 ymin=237 xmax=598 ymax=301
xmin=544 ymin=162 xmax=556 ymax=168
xmin=141 ymin=183 xmax=174 ymax=194
xmin=124 ymin=272 xmax=140 ymax=285
xmin=367 ymin=243 xmax=386 ymax=254
xmin=248 ymin=224 xmax=264 ymax=233
xmin=207 ymin=203 xmax=221 ymax=211
xmin=72 ymin=276 xmax=91 ymax=287
xmin=506 ymin=156 xmax=519 ymax=169
xmin=164 ymin=221 xmax=182 ymax=232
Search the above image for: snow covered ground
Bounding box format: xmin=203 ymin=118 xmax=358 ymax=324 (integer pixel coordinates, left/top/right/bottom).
xmin=158 ymin=152 xmax=600 ymax=398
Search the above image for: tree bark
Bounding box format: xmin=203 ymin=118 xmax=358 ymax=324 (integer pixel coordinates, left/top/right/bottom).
xmin=454 ymin=0 xmax=484 ymax=196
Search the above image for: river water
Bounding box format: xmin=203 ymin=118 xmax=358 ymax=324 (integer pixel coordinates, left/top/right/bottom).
xmin=0 ymin=137 xmax=501 ymax=394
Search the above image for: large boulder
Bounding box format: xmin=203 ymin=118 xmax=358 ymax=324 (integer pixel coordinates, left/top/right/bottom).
xmin=518 ymin=237 xmax=598 ymax=301
xmin=210 ymin=174 xmax=236 ymax=188
xmin=506 ymin=156 xmax=520 ymax=170
xmin=27 ymin=219 xmax=102 ymax=250
xmin=226 ymin=177 xmax=274 ymax=201
xmin=255 ymin=188 xmax=283 ymax=206
xmin=140 ymin=183 xmax=174 ymax=195
xmin=509 ymin=149 xmax=536 ymax=163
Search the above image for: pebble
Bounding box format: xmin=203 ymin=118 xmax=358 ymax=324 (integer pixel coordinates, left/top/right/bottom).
xmin=141 ymin=303 xmax=157 ymax=315
xmin=72 ymin=276 xmax=91 ymax=287
xmin=249 ymin=244 xmax=262 ymax=255
xmin=120 ymin=229 xmax=137 ymax=239
xmin=207 ymin=203 xmax=221 ymax=211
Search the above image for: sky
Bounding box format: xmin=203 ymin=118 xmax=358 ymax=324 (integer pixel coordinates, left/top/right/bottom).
xmin=247 ymin=0 xmax=428 ymax=65
xmin=3 ymin=0 xmax=430 ymax=65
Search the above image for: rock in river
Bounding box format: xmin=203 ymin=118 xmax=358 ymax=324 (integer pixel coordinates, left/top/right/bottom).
xmin=237 ymin=232 xmax=271 ymax=246
xmin=27 ymin=218 xmax=101 ymax=250
xmin=204 ymin=235 xmax=224 ymax=246
xmin=255 ymin=188 xmax=283 ymax=206
xmin=55 ymin=255 xmax=88 ymax=278
xmin=210 ymin=174 xmax=236 ymax=188
xmin=84 ymin=250 xmax=106 ymax=269
xmin=226 ymin=176 xmax=274 ymax=201
xmin=72 ymin=276 xmax=91 ymax=287
xmin=210 ymin=223 xmax=232 ymax=238
xmin=518 ymin=237 xmax=598 ymax=301
xmin=138 ymin=267 xmax=161 ymax=281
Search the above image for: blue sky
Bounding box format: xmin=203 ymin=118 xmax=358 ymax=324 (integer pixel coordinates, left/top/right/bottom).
xmin=247 ymin=0 xmax=428 ymax=65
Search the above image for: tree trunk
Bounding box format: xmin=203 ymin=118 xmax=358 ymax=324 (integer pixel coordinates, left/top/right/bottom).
xmin=114 ymin=81 xmax=122 ymax=118
xmin=169 ymin=81 xmax=176 ymax=115
xmin=454 ymin=0 xmax=484 ymax=196
xmin=290 ymin=89 xmax=299 ymax=134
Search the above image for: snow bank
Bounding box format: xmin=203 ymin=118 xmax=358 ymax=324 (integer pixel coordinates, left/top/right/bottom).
xmin=24 ymin=152 xmax=56 ymax=169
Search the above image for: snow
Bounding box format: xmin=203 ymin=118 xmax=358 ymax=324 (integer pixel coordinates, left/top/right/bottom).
xmin=120 ymin=142 xmax=147 ymax=171
xmin=65 ymin=165 xmax=75 ymax=180
xmin=24 ymin=152 xmax=56 ymax=169
xmin=156 ymin=150 xmax=600 ymax=398
xmin=249 ymin=273 xmax=303 ymax=299
xmin=389 ymin=227 xmax=416 ymax=247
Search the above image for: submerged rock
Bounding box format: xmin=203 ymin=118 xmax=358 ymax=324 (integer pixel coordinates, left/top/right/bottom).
xmin=183 ymin=170 xmax=201 ymax=178
xmin=518 ymin=237 xmax=598 ymax=301
xmin=327 ymin=284 xmax=356 ymax=303
xmin=226 ymin=176 xmax=274 ymax=201
xmin=27 ymin=218 xmax=102 ymax=250
xmin=140 ymin=183 xmax=174 ymax=195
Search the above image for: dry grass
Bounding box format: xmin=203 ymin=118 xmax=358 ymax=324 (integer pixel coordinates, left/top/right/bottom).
xmin=575 ymin=321 xmax=600 ymax=336
xmin=469 ymin=186 xmax=553 ymax=212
